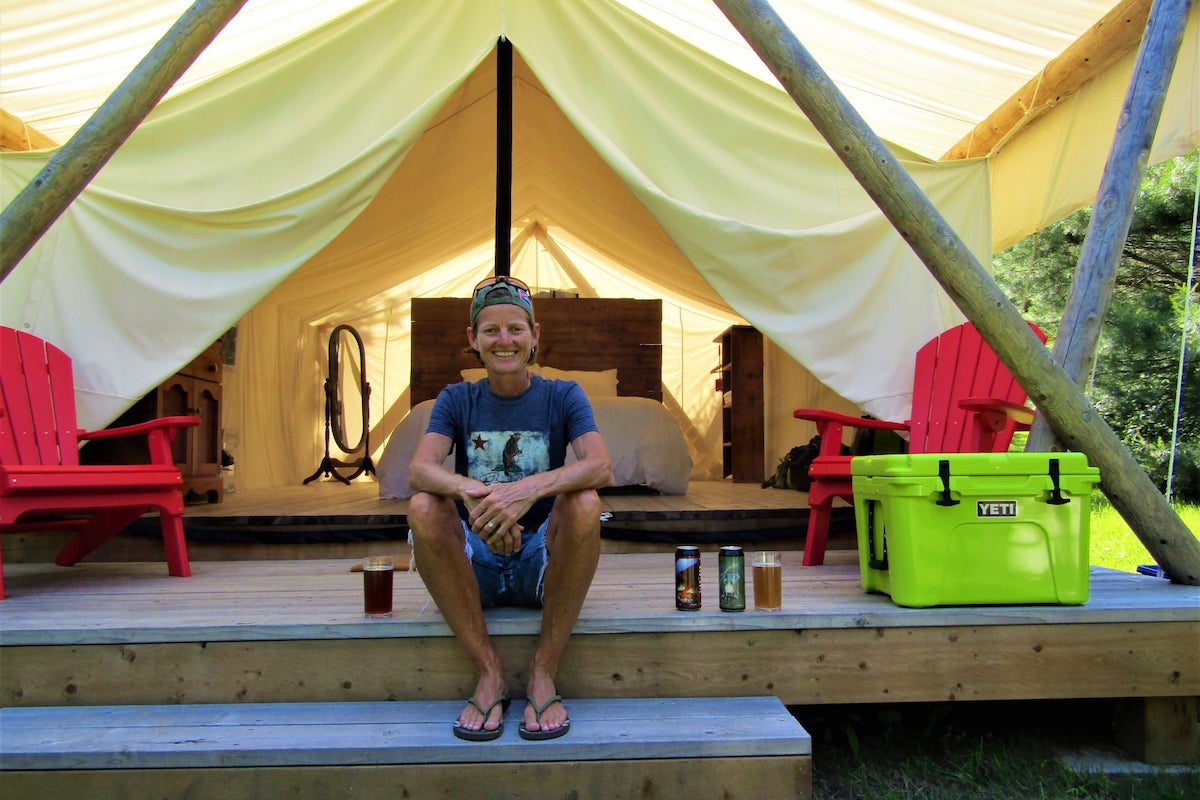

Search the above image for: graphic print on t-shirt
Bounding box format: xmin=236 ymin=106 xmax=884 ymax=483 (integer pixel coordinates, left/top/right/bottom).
xmin=468 ymin=430 xmax=550 ymax=483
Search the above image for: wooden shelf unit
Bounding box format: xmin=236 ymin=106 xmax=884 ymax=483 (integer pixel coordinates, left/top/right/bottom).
xmin=714 ymin=325 xmax=764 ymax=483
xmin=160 ymin=340 xmax=224 ymax=503
xmin=80 ymin=339 xmax=224 ymax=504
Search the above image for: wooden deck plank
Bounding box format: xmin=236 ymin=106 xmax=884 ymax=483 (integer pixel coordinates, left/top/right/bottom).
xmin=0 ymin=697 xmax=809 ymax=770
xmin=3 ymin=623 xmax=1196 ymax=708
xmin=1 ymin=554 xmax=1197 ymax=647
xmin=1 ymin=696 xmax=797 ymax=729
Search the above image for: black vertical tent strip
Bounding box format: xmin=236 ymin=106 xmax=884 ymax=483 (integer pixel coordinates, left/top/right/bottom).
xmin=494 ymin=37 xmax=513 ymax=277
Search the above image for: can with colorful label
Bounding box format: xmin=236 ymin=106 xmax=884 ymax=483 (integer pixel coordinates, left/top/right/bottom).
xmin=675 ymin=545 xmax=701 ymax=610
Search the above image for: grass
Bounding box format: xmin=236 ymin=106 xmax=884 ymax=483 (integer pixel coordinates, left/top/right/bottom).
xmin=1090 ymin=500 xmax=1200 ymax=573
xmin=804 ymin=699 xmax=1200 ymax=799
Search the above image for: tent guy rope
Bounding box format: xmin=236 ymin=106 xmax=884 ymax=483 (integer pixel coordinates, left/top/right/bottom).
xmin=1166 ymin=157 xmax=1199 ymax=503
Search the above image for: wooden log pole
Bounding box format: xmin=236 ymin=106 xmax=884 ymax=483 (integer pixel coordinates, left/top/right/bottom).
xmin=942 ymin=0 xmax=1152 ymax=161
xmin=1026 ymin=0 xmax=1192 ymax=451
xmin=0 ymin=0 xmax=249 ymax=283
xmin=711 ymin=0 xmax=1200 ymax=584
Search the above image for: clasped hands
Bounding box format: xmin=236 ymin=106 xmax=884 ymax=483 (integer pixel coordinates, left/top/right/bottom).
xmin=462 ymin=481 xmax=535 ymax=555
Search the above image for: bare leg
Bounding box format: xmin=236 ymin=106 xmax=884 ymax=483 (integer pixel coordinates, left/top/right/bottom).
xmin=408 ymin=492 xmax=506 ymax=733
xmin=524 ymin=489 xmax=601 ymax=733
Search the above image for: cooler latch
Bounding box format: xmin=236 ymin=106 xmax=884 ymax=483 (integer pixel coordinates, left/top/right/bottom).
xmin=936 ymin=459 xmax=959 ymax=507
xmin=1046 ymin=458 xmax=1069 ymax=505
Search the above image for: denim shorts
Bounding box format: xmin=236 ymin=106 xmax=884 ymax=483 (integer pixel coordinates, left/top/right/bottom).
xmin=462 ymin=517 xmax=549 ymax=608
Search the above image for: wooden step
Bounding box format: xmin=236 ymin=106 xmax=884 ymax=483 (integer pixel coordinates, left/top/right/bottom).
xmin=0 ymin=696 xmax=812 ymax=799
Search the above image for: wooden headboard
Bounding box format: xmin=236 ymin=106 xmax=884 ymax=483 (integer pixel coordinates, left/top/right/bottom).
xmin=410 ymin=297 xmax=662 ymax=406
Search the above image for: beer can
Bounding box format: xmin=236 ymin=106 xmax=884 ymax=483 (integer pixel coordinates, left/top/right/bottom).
xmin=719 ymin=546 xmax=746 ymax=612
xmin=675 ymin=545 xmax=701 ymax=610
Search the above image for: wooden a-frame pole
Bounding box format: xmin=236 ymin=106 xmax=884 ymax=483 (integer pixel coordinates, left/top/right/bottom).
xmin=0 ymin=0 xmax=249 ymax=283
xmin=712 ymin=0 xmax=1200 ymax=584
xmin=1027 ymin=0 xmax=1192 ymax=451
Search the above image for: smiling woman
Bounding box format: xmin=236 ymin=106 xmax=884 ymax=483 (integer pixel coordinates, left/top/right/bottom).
xmin=467 ymin=277 xmax=540 ymax=385
xmin=469 ymin=303 xmax=539 ymax=395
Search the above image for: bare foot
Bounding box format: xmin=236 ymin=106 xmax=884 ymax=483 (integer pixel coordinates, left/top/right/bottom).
xmin=523 ymin=667 xmax=568 ymax=733
xmin=458 ymin=671 xmax=508 ymax=733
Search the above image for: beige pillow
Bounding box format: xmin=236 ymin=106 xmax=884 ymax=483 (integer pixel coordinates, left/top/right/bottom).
xmin=460 ymin=367 xmax=489 ymax=382
xmin=536 ymin=366 xmax=619 ymax=397
xmin=459 ymin=366 xmax=619 ymax=397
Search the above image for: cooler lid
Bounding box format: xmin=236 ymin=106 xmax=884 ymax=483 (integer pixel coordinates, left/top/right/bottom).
xmin=850 ymin=452 xmax=1099 ymax=479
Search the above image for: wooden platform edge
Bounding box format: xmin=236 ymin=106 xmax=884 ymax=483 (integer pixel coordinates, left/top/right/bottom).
xmin=0 ymin=755 xmax=814 ymax=800
xmin=4 ymin=623 xmax=1197 ymax=708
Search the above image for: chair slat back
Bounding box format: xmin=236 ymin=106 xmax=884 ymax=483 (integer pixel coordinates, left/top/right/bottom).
xmin=0 ymin=327 xmax=81 ymax=466
xmin=908 ymin=321 xmax=1045 ymax=453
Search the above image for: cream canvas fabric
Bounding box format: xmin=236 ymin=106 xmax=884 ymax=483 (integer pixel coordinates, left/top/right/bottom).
xmin=1 ymin=0 xmax=1197 ymax=489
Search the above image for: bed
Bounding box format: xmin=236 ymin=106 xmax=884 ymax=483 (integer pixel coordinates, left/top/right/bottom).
xmin=377 ymin=297 xmax=693 ymax=498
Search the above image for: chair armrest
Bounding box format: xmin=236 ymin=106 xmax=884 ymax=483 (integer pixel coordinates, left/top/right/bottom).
xmin=80 ymin=416 xmax=201 ymax=467
xmin=959 ymin=397 xmax=1035 ymax=430
xmin=794 ymin=409 xmax=907 ymax=458
xmin=793 ymin=409 xmax=907 ymax=430
xmin=79 ymin=416 xmax=201 ymax=440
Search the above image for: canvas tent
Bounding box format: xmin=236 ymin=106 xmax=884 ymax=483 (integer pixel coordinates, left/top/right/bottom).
xmin=1 ymin=0 xmax=1197 ymax=491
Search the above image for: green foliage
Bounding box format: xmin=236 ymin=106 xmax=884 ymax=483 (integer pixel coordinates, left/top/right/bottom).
xmin=995 ymin=151 xmax=1200 ymax=501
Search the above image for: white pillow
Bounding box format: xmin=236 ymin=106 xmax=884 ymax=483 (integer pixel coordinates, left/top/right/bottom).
xmin=459 ymin=366 xmax=619 ymax=398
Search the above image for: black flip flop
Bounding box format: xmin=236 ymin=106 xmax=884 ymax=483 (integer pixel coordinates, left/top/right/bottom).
xmin=452 ymin=694 xmax=510 ymax=741
xmin=518 ymin=694 xmax=570 ymax=740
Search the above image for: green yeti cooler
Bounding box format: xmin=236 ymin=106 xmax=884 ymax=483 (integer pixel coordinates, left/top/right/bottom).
xmin=851 ymin=452 xmax=1100 ymax=607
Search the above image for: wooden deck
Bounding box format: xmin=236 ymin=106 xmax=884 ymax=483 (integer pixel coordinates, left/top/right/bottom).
xmin=183 ymin=480 xmax=822 ymax=523
xmin=1 ymin=480 xmax=850 ymax=566
xmin=0 ymin=697 xmax=813 ymax=799
xmin=2 ymin=553 xmax=1196 ymax=719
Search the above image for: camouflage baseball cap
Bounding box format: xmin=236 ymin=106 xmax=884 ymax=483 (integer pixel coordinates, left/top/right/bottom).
xmin=469 ymin=276 xmax=535 ymax=326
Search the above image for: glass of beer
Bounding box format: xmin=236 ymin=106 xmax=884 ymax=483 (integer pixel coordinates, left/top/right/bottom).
xmin=363 ymin=555 xmax=394 ymax=617
xmin=752 ymin=551 xmax=783 ymax=612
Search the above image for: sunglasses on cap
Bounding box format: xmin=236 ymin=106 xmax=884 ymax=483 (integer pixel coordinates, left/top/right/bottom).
xmin=470 ymin=275 xmax=535 ymax=325
xmin=472 ymin=275 xmax=530 ymax=293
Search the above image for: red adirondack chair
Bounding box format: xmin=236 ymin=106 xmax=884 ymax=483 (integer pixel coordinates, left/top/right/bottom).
xmin=793 ymin=321 xmax=1047 ymax=566
xmin=0 ymin=326 xmax=199 ymax=599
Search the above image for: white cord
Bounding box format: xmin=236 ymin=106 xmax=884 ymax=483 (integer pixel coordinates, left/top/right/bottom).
xmin=1165 ymin=156 xmax=1200 ymax=503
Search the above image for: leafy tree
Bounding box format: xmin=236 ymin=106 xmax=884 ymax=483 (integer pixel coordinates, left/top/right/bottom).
xmin=994 ymin=151 xmax=1199 ymax=501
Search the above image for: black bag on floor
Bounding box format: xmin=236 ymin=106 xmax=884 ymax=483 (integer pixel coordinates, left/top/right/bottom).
xmin=763 ymin=436 xmax=824 ymax=491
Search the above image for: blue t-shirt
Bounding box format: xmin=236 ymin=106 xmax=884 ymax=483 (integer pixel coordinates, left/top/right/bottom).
xmin=426 ymin=374 xmax=599 ymax=531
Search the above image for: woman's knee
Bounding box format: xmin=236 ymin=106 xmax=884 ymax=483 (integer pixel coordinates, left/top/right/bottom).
xmin=407 ymin=492 xmax=460 ymax=545
xmin=553 ymin=489 xmax=602 ymax=532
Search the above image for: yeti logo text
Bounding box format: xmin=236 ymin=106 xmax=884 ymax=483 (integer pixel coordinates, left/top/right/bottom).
xmin=977 ymin=500 xmax=1018 ymax=517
